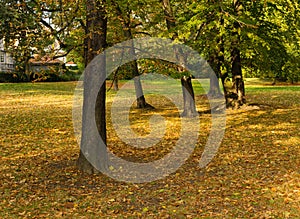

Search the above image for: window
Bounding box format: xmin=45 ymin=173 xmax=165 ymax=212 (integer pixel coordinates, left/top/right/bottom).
xmin=0 ymin=52 xmax=4 ymax=63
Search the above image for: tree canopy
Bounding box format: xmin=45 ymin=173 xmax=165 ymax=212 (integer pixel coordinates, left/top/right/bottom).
xmin=1 ymin=0 xmax=299 ymax=83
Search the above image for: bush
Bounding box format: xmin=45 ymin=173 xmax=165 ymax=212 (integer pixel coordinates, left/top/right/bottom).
xmin=0 ymin=72 xmax=17 ymax=82
xmin=0 ymin=68 xmax=82 ymax=83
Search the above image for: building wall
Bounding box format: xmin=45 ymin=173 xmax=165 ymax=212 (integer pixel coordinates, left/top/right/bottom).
xmin=0 ymin=39 xmax=15 ymax=72
xmin=0 ymin=50 xmax=15 ymax=72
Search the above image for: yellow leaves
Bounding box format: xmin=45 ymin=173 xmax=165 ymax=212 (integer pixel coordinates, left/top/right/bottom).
xmin=271 ymin=187 xmax=277 ymax=192
xmin=142 ymin=207 xmax=149 ymax=212
xmin=1 ymin=82 xmax=300 ymax=218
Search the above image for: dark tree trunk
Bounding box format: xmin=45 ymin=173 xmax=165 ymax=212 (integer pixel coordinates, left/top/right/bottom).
xmin=218 ymin=47 xmax=230 ymax=105
xmin=181 ymin=76 xmax=198 ymax=117
xmin=113 ymin=76 xmax=119 ymax=91
xmin=208 ymin=72 xmax=222 ymax=97
xmin=231 ymin=47 xmax=245 ymax=108
xmin=207 ymin=56 xmax=222 ymax=98
xmin=112 ymin=1 xmax=152 ymax=109
xmin=77 ymin=0 xmax=108 ymax=173
xmin=227 ymin=0 xmax=246 ymax=109
xmin=126 ymin=42 xmax=150 ymax=109
xmin=161 ymin=0 xmax=187 ymax=72
xmin=130 ymin=60 xmax=153 ymax=109
xmin=111 ymin=68 xmax=119 ymax=91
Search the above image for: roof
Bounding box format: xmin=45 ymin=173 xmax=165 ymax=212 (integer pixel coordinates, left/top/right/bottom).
xmin=29 ymin=56 xmax=63 ymax=66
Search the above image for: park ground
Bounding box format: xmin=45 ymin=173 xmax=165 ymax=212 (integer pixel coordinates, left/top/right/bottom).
xmin=0 ymin=78 xmax=299 ymax=218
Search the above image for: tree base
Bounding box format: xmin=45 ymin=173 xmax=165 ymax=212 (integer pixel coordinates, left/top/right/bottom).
xmin=181 ymin=110 xmax=198 ymax=117
xmin=76 ymin=151 xmax=100 ymax=174
xmin=225 ymin=92 xmax=246 ymax=109
xmin=136 ymin=98 xmax=155 ymax=109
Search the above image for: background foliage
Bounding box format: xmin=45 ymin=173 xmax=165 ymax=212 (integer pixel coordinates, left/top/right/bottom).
xmin=0 ymin=0 xmax=299 ymax=82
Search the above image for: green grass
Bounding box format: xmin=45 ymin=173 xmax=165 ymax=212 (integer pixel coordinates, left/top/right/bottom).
xmin=0 ymin=80 xmax=299 ymax=218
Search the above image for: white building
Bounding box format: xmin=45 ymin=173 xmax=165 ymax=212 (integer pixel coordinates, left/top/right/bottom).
xmin=0 ymin=39 xmax=15 ymax=72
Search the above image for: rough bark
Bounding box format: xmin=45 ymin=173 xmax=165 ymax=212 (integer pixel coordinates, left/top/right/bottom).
xmin=77 ymin=0 xmax=108 ymax=173
xmin=181 ymin=76 xmax=198 ymax=117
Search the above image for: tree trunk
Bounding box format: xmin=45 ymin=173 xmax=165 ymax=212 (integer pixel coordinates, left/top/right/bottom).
xmin=227 ymin=0 xmax=246 ymax=109
xmin=130 ymin=60 xmax=153 ymax=109
xmin=207 ymin=56 xmax=222 ymax=97
xmin=161 ymin=0 xmax=187 ymax=72
xmin=126 ymin=43 xmax=150 ymax=109
xmin=113 ymin=75 xmax=119 ymax=91
xmin=112 ymin=1 xmax=152 ymax=109
xmin=217 ymin=23 xmax=229 ymax=102
xmin=231 ymin=47 xmax=245 ymax=108
xmin=77 ymin=0 xmax=108 ymax=173
xmin=181 ymin=76 xmax=198 ymax=117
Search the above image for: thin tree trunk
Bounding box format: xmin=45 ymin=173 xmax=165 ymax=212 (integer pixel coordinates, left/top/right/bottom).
xmin=77 ymin=0 xmax=108 ymax=173
xmin=162 ymin=0 xmax=198 ymax=116
xmin=231 ymin=47 xmax=245 ymax=108
xmin=111 ymin=67 xmax=119 ymax=91
xmin=207 ymin=56 xmax=222 ymax=97
xmin=229 ymin=0 xmax=246 ymax=109
xmin=112 ymin=1 xmax=152 ymax=109
xmin=181 ymin=76 xmax=198 ymax=117
xmin=113 ymin=76 xmax=119 ymax=91
xmin=217 ymin=21 xmax=229 ymax=102
xmin=161 ymin=0 xmax=187 ymax=72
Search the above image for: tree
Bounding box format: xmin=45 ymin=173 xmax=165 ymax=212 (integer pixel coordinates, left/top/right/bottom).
xmin=172 ymin=0 xmax=300 ymax=108
xmin=76 ymin=0 xmax=108 ymax=173
xmin=228 ymin=0 xmax=246 ymax=108
xmin=0 ymin=0 xmax=85 ymax=80
xmin=161 ymin=0 xmax=188 ymax=72
xmin=0 ymin=0 xmax=47 ymax=80
xmin=242 ymin=0 xmax=300 ymax=83
xmin=110 ymin=0 xmax=153 ymax=109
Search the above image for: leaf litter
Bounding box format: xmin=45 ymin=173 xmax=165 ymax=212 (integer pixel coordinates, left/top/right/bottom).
xmin=0 ymin=82 xmax=299 ymax=218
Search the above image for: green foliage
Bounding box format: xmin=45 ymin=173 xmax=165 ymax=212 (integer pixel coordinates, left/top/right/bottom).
xmin=240 ymin=0 xmax=300 ymax=82
xmin=0 ymin=0 xmax=85 ymax=80
xmin=0 ymin=68 xmax=81 ymax=82
xmin=167 ymin=0 xmax=300 ymax=82
xmin=0 ymin=0 xmax=299 ymax=83
xmin=138 ymin=59 xmax=191 ymax=79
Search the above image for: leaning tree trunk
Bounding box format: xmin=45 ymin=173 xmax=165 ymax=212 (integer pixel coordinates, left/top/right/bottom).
xmin=161 ymin=0 xmax=187 ymax=72
xmin=113 ymin=75 xmax=119 ymax=91
xmin=181 ymin=76 xmax=198 ymax=117
xmin=130 ymin=59 xmax=152 ymax=108
xmin=77 ymin=0 xmax=108 ymax=173
xmin=111 ymin=67 xmax=119 ymax=91
xmin=126 ymin=41 xmax=150 ymax=108
xmin=112 ymin=1 xmax=152 ymax=109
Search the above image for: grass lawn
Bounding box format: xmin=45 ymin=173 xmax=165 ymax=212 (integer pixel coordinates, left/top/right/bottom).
xmin=0 ymin=79 xmax=299 ymax=218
